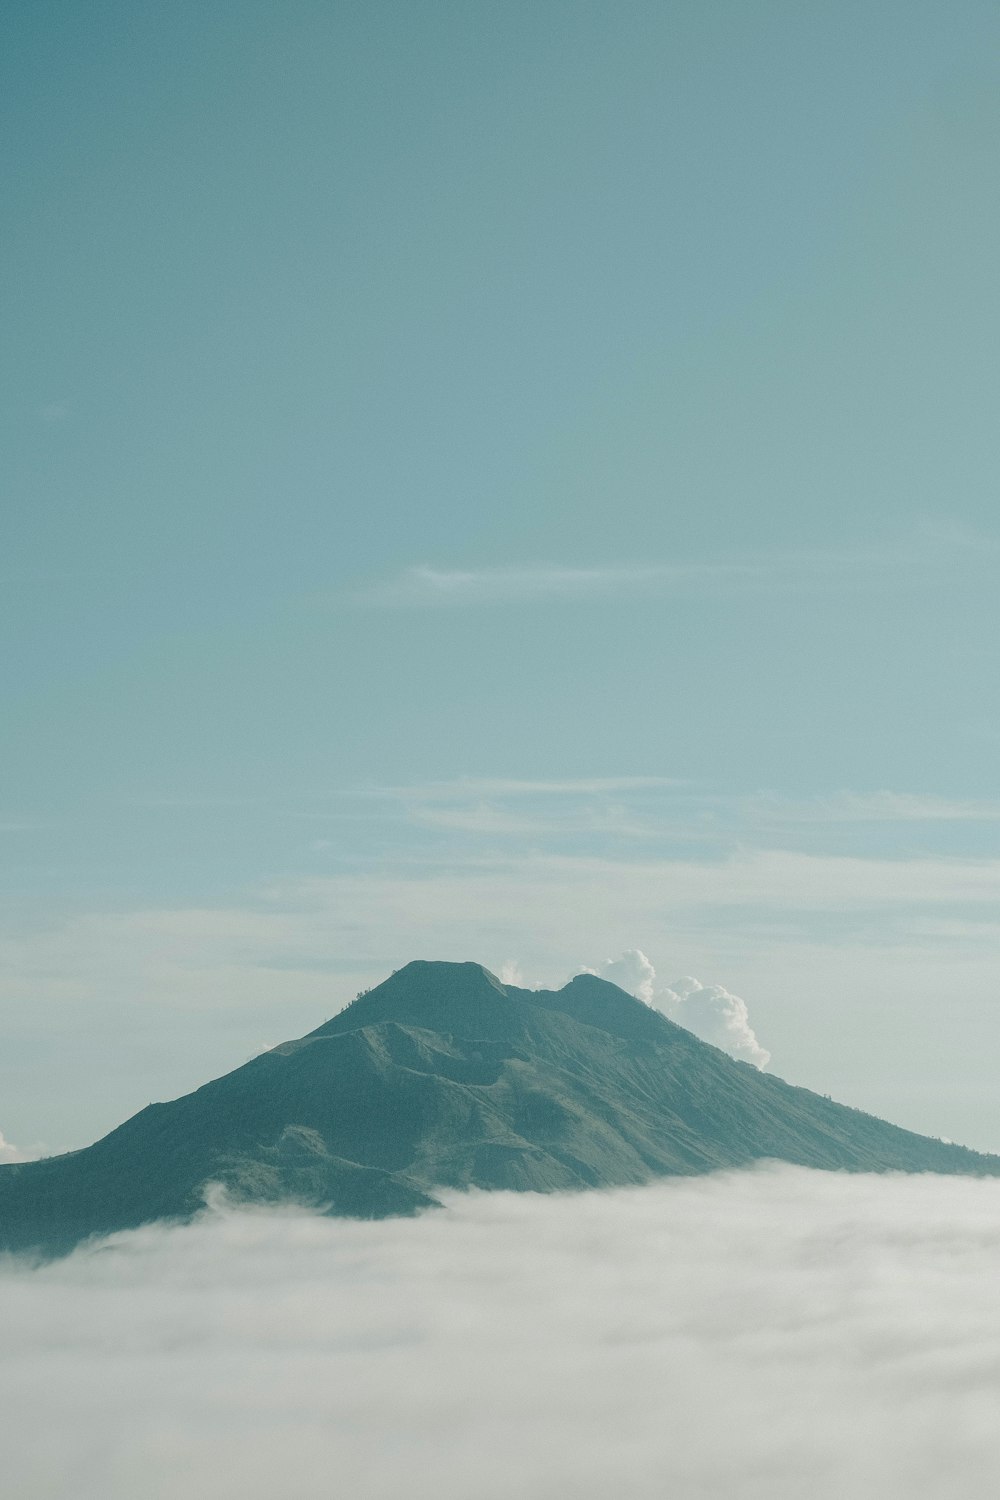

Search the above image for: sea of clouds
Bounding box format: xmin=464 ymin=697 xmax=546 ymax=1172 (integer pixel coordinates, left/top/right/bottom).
xmin=5 ymin=1166 xmax=1000 ymax=1499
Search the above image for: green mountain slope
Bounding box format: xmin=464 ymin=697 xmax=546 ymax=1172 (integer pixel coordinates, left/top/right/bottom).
xmin=2 ymin=960 xmax=996 ymax=1256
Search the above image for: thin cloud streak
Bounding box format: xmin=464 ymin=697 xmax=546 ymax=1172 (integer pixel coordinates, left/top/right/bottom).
xmin=756 ymin=790 xmax=1000 ymax=825
xmin=355 ymin=560 xmax=753 ymax=606
xmin=4 ymin=1170 xmax=1000 ymax=1498
xmin=325 ymin=780 xmax=1000 ymax=843
xmin=354 ymin=553 xmax=866 ymax=606
xmin=335 ymin=775 xmax=690 ymax=840
xmin=341 ymin=775 xmax=689 ymax=801
xmin=348 ymin=532 xmax=984 ymax=608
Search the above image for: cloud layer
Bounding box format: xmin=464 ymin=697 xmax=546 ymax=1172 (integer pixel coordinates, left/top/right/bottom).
xmin=584 ymin=949 xmax=771 ymax=1067
xmin=4 ymin=1170 xmax=1000 ymax=1498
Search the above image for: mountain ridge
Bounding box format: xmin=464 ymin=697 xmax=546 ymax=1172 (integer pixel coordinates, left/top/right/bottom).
xmin=2 ymin=958 xmax=996 ymax=1257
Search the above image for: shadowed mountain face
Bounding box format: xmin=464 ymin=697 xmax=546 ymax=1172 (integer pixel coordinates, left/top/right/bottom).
xmin=2 ymin=960 xmax=997 ymax=1256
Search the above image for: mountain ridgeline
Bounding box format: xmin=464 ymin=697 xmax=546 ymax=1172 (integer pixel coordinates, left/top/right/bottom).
xmin=2 ymin=960 xmax=997 ymax=1255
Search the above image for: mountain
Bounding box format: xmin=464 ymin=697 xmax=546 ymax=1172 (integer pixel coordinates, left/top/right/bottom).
xmin=2 ymin=959 xmax=997 ymax=1256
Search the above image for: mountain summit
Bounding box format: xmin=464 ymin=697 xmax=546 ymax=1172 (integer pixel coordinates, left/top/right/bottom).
xmin=2 ymin=959 xmax=996 ymax=1255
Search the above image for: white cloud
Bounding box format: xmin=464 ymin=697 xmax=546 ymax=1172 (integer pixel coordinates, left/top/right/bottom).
xmin=657 ymin=976 xmax=771 ymax=1068
xmin=581 ymin=948 xmax=658 ymax=1005
xmin=4 ymin=1170 xmax=1000 ymax=1498
xmin=582 ymin=949 xmax=770 ymax=1067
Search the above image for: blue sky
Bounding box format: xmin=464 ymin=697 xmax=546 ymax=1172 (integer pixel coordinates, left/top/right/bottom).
xmin=4 ymin=1 xmax=1000 ymax=1154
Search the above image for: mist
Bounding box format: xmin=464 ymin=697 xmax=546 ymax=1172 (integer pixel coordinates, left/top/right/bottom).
xmin=4 ymin=1167 xmax=1000 ymax=1498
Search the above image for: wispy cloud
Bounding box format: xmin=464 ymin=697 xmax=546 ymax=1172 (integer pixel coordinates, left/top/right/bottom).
xmin=11 ymin=846 xmax=1000 ymax=1021
xmin=321 ymin=778 xmax=1000 ymax=847
xmin=277 ymin=850 xmax=1000 ymax=938
xmin=353 ymin=555 xmax=840 ymax=607
xmin=752 ymin=790 xmax=1000 ymax=825
xmin=354 ymin=559 xmax=768 ymax=606
xmin=344 ymin=775 xmax=688 ymax=800
xmin=347 ymin=530 xmax=993 ymax=609
xmin=315 ymin=777 xmax=691 ymax=839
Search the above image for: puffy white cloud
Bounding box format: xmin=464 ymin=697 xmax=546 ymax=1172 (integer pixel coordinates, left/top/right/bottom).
xmin=658 ymin=975 xmax=771 ymax=1069
xmin=582 ymin=950 xmax=770 ymax=1068
xmin=580 ymin=948 xmax=657 ymax=1004
xmin=4 ymin=1170 xmax=1000 ymax=1498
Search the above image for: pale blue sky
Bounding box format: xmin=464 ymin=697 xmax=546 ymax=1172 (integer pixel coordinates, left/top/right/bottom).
xmin=4 ymin=2 xmax=1000 ymax=1153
